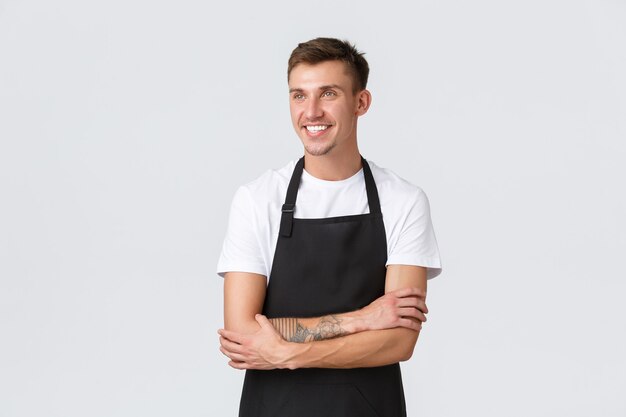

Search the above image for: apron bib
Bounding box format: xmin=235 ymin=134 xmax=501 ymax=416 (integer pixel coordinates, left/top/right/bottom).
xmin=239 ymin=156 xmax=406 ymax=417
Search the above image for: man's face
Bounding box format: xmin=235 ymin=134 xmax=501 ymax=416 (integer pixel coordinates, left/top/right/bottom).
xmin=288 ymin=60 xmax=368 ymax=157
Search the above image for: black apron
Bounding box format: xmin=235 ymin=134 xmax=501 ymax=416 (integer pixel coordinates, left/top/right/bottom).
xmin=239 ymin=156 xmax=406 ymax=417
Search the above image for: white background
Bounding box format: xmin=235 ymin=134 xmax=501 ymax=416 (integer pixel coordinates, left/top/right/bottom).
xmin=1 ymin=0 xmax=625 ymax=416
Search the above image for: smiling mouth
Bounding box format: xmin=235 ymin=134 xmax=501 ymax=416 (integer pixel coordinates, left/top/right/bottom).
xmin=304 ymin=125 xmax=331 ymax=133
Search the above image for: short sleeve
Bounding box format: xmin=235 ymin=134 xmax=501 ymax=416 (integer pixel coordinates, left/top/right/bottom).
xmin=216 ymin=186 xmax=267 ymax=278
xmin=386 ymin=189 xmax=442 ymax=279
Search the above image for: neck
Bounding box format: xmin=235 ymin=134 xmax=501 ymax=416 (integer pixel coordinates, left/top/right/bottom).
xmin=303 ymin=146 xmax=362 ymax=181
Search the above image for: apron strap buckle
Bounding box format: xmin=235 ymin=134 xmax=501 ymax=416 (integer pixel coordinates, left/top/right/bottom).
xmin=279 ymin=204 xmax=295 ymax=237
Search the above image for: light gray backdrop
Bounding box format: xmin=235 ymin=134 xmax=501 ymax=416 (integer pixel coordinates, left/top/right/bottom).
xmin=1 ymin=0 xmax=625 ymax=416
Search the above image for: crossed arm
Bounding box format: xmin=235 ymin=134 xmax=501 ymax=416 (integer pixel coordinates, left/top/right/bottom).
xmin=219 ymin=264 xmax=428 ymax=370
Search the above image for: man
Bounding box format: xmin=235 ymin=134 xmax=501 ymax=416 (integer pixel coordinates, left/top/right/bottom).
xmin=217 ymin=37 xmax=442 ymax=417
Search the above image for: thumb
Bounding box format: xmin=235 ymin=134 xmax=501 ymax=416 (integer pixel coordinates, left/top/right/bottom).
xmin=255 ymin=313 xmax=273 ymax=329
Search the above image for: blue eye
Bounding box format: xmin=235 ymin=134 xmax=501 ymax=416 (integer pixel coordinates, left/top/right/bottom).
xmin=322 ymin=91 xmax=336 ymax=97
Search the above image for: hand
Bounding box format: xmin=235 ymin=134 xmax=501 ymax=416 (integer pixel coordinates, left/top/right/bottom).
xmin=355 ymin=287 xmax=428 ymax=332
xmin=218 ymin=314 xmax=292 ymax=370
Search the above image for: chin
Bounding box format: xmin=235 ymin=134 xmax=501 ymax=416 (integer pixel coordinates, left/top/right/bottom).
xmin=303 ymin=140 xmax=336 ymax=157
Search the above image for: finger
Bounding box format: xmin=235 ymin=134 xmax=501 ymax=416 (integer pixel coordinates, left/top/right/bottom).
xmin=255 ymin=314 xmax=275 ymax=331
xmin=218 ymin=328 xmax=246 ymax=344
xmin=228 ymin=360 xmax=250 ymax=370
xmin=219 ymin=336 xmax=245 ymax=353
xmin=219 ymin=346 xmax=248 ymax=362
xmin=397 ymin=297 xmax=429 ymax=313
xmin=398 ymin=318 xmax=422 ymax=331
xmin=219 ymin=345 xmax=235 ymax=358
xmin=393 ymin=306 xmax=424 ymax=322
xmin=218 ymin=342 xmax=242 ymax=358
xmin=390 ymin=287 xmax=426 ymax=299
xmin=398 ymin=307 xmax=427 ymax=323
xmin=388 ymin=287 xmax=418 ymax=298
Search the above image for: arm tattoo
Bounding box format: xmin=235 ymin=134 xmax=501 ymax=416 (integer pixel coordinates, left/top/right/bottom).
xmin=269 ymin=315 xmax=347 ymax=343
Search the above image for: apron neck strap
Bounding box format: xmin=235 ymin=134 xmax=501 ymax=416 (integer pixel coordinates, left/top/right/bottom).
xmin=361 ymin=156 xmax=382 ymax=215
xmin=279 ymin=156 xmax=382 ymax=237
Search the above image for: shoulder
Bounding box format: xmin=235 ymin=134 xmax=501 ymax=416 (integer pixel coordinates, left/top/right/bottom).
xmin=367 ymin=160 xmax=427 ymax=205
xmin=233 ymin=159 xmax=298 ymax=209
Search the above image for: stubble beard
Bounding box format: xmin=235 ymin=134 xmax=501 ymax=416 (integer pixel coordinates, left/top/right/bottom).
xmin=303 ymin=137 xmax=336 ymax=156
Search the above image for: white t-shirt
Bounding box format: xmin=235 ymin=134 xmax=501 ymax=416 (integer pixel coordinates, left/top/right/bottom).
xmin=217 ymin=159 xmax=442 ymax=280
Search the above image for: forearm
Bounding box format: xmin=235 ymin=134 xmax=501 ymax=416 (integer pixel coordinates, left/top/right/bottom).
xmin=282 ymin=327 xmax=420 ymax=369
xmin=269 ymin=313 xmax=366 ymax=342
xmin=220 ymin=267 xmax=428 ymax=371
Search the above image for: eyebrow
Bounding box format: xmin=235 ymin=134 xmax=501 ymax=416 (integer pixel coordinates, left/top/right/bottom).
xmin=288 ymin=84 xmax=345 ymax=93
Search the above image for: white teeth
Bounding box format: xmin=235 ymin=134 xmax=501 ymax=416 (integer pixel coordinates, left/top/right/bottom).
xmin=305 ymin=125 xmax=329 ymax=132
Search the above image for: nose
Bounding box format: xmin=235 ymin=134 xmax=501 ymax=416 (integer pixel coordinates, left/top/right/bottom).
xmin=304 ymin=96 xmax=323 ymax=120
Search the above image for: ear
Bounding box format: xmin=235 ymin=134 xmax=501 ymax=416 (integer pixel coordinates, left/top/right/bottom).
xmin=355 ymin=89 xmax=372 ymax=116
